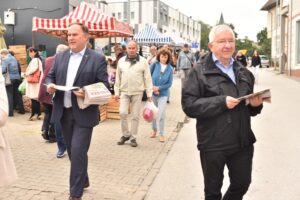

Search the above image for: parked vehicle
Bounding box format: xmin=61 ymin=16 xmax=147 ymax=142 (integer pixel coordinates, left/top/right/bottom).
xmin=259 ymin=55 xmax=270 ymax=68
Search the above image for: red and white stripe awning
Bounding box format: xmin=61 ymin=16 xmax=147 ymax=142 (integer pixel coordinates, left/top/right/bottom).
xmin=32 ymin=2 xmax=133 ymax=38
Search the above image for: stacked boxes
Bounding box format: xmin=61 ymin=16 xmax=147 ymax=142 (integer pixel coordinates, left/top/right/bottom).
xmin=99 ymin=104 xmax=107 ymax=122
xmin=8 ymin=45 xmax=28 ymax=72
xmin=106 ymin=96 xmax=121 ymax=120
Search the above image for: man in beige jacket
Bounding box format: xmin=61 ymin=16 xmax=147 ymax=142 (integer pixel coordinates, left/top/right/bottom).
xmin=114 ymin=40 xmax=153 ymax=147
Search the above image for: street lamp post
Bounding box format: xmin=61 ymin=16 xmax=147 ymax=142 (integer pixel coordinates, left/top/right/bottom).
xmin=127 ymin=0 xmax=130 ymax=24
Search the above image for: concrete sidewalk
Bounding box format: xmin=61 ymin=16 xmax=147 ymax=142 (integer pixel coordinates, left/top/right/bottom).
xmin=144 ymin=119 xmax=203 ymax=200
xmin=145 ymin=68 xmax=300 ymax=200
xmin=0 ymin=76 xmax=186 ymax=200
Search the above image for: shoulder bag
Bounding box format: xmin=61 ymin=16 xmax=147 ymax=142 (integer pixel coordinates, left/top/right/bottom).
xmin=184 ymin=53 xmax=194 ymax=68
xmin=5 ymin=65 xmax=12 ymax=86
xmin=27 ymin=59 xmax=41 ymax=83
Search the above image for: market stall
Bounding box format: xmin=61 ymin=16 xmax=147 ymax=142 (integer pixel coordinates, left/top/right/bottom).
xmin=163 ymin=32 xmax=188 ymax=47
xmin=32 ymin=2 xmax=133 ymax=39
xmin=133 ymin=24 xmax=171 ymax=45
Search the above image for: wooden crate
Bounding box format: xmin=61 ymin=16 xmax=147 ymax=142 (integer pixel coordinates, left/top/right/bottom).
xmin=99 ymin=105 xmax=107 ymax=122
xmin=106 ymin=96 xmax=121 ymax=120
xmin=106 ymin=96 xmax=131 ymax=120
xmin=107 ymin=112 xmax=120 ymax=120
xmin=9 ymin=45 xmax=28 ymax=72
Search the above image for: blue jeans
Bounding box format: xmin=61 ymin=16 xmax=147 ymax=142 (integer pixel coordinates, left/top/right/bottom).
xmin=152 ymin=96 xmax=168 ymax=135
xmin=54 ymin=122 xmax=66 ymax=153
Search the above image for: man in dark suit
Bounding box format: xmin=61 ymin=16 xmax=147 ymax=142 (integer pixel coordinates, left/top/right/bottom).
xmin=46 ymin=23 xmax=108 ymax=200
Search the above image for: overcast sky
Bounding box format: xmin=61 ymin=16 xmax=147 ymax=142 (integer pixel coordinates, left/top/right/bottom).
xmin=161 ymin=0 xmax=268 ymax=41
xmin=106 ymin=0 xmax=268 ymax=41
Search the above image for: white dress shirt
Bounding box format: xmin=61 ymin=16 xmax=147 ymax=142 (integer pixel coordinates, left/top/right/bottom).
xmin=64 ymin=47 xmax=86 ymax=108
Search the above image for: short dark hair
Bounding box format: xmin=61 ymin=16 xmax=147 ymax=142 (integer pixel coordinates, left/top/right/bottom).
xmin=69 ymin=23 xmax=89 ymax=34
xmin=156 ymin=48 xmax=172 ymax=64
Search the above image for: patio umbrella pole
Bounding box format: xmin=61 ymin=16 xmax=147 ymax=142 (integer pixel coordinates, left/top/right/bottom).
xmin=32 ymin=31 xmax=35 ymax=48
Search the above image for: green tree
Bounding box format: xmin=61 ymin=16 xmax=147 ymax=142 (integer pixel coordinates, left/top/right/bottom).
xmin=200 ymin=21 xmax=211 ymax=50
xmin=226 ymin=22 xmax=255 ymax=56
xmin=257 ymin=27 xmax=271 ymax=57
xmin=227 ymin=23 xmax=238 ymax=39
xmin=257 ymin=27 xmax=268 ymax=45
xmin=235 ymin=37 xmax=255 ymax=56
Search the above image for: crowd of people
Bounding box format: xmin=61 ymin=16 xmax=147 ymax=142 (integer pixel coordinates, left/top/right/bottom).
xmin=0 ymin=23 xmax=266 ymax=200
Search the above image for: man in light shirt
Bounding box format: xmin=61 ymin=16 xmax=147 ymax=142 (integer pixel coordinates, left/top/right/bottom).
xmin=114 ymin=40 xmax=153 ymax=147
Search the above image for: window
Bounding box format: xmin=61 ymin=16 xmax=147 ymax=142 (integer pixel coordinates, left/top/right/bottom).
xmin=297 ymin=20 xmax=300 ymax=64
xmin=118 ymin=12 xmax=121 ymax=20
xmin=131 ymin=12 xmax=135 ymax=20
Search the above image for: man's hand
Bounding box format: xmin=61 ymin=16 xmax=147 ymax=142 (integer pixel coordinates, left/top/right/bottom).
xmin=249 ymin=95 xmax=263 ymax=107
xmin=226 ymin=96 xmax=240 ymax=109
xmin=147 ymin=96 xmax=153 ymax=102
xmin=114 ymin=95 xmax=120 ymax=102
xmin=47 ymin=83 xmax=57 ymax=95
xmin=73 ymin=88 xmax=85 ymax=98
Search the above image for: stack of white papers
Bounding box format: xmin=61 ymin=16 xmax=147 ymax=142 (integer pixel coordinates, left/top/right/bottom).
xmin=45 ymin=82 xmax=111 ymax=109
xmin=77 ymin=82 xmax=111 ymax=109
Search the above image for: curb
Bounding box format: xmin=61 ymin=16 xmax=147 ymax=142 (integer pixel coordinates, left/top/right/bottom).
xmin=130 ymin=115 xmax=187 ymax=200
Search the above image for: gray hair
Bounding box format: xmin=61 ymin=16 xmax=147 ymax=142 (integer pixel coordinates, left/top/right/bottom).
xmin=0 ymin=48 xmax=9 ymax=55
xmin=56 ymin=44 xmax=69 ymax=53
xmin=127 ymin=40 xmax=138 ymax=47
xmin=208 ymin=24 xmax=235 ymax=43
xmin=150 ymin=45 xmax=157 ymax=51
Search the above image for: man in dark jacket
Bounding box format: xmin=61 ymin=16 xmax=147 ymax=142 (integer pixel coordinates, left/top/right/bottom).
xmin=46 ymin=23 xmax=108 ymax=200
xmin=182 ymin=24 xmax=264 ymax=200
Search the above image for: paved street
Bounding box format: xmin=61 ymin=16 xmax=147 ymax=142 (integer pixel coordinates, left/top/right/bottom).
xmin=0 ymin=75 xmax=186 ymax=200
xmin=145 ymin=68 xmax=300 ymax=200
xmin=2 ymin=68 xmax=300 ymax=200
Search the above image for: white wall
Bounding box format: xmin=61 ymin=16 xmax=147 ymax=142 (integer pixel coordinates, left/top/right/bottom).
xmin=106 ymin=0 xmax=200 ymax=44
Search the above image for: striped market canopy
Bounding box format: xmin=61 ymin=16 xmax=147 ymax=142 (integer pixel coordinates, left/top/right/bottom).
xmin=163 ymin=32 xmax=188 ymax=47
xmin=134 ymin=25 xmax=171 ymax=45
xmin=32 ymin=2 xmax=133 ymax=38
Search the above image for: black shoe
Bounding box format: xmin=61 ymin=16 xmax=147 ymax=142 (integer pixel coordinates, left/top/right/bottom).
xmin=18 ymin=110 xmax=25 ymax=114
xmin=48 ymin=137 xmax=56 ymax=143
xmin=117 ymin=136 xmax=130 ymax=145
xmin=84 ymin=179 xmax=90 ymax=188
xmin=29 ymin=114 xmax=35 ymax=121
xmin=130 ymin=139 xmax=138 ymax=147
xmin=41 ymin=132 xmax=49 ymax=141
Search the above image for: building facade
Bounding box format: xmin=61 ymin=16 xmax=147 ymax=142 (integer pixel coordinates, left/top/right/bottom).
xmin=0 ymin=0 xmax=104 ymax=56
xmin=262 ymin=0 xmax=300 ymax=77
xmin=106 ymin=0 xmax=201 ymax=46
